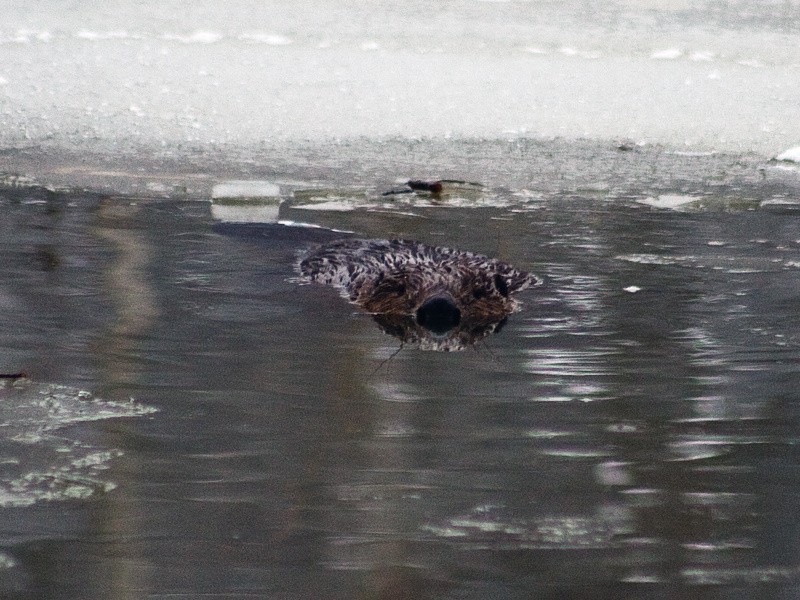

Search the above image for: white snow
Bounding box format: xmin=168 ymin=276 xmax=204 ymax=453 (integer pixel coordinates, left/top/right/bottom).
xmin=689 ymin=51 xmax=715 ymax=62
xmin=239 ymin=33 xmax=292 ymax=46
xmin=651 ymin=48 xmax=683 ymax=60
xmin=737 ymin=59 xmax=763 ymax=68
xmin=162 ymin=30 xmax=222 ymax=44
xmin=775 ymin=147 xmax=800 ymax=163
xmin=76 ymin=30 xmax=130 ymax=41
xmin=559 ymin=47 xmax=600 ymax=59
xmin=670 ymin=151 xmax=716 ymax=157
xmin=0 ymin=0 xmax=799 ymax=154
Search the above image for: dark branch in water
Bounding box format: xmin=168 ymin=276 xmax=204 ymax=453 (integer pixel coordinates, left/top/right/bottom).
xmin=407 ymin=180 xmax=444 ymax=194
xmin=382 ymin=179 xmax=484 ymax=197
xmin=0 ymin=372 xmax=28 ymax=380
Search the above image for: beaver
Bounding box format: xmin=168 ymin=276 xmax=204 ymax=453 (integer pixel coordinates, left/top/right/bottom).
xmin=299 ymin=238 xmax=538 ymax=351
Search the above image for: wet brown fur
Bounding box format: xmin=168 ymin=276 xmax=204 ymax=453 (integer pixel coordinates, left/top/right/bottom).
xmin=299 ymin=238 xmax=537 ymax=350
xmin=357 ymin=263 xmax=517 ymax=321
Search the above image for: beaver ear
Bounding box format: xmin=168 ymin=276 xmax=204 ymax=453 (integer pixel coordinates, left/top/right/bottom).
xmin=495 ymin=270 xmax=539 ymax=295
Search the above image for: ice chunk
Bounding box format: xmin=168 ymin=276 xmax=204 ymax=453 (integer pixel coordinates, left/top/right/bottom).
xmin=775 ymin=146 xmax=800 ymax=163
xmin=288 ymin=188 xmax=368 ymax=211
xmin=277 ymin=220 xmax=353 ymax=233
xmin=0 ymin=380 xmax=156 ymax=440
xmin=0 ymin=379 xmax=156 ymax=507
xmin=210 ymin=180 xmax=282 ymax=223
xmin=637 ymin=195 xmax=700 ymax=210
xmin=0 ymin=552 xmax=16 ymax=569
xmin=210 ymin=204 xmax=279 ymax=223
xmin=422 ymin=504 xmax=627 ymax=549
xmin=292 ymin=200 xmax=358 ymax=211
xmin=760 ymin=199 xmax=800 ymax=214
xmin=212 ymin=180 xmax=280 ymax=199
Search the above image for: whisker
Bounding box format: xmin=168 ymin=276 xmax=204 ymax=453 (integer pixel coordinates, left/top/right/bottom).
xmin=371 ymin=343 xmax=404 ymax=377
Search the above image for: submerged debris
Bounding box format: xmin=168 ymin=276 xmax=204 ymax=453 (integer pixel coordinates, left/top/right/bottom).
xmin=0 ymin=372 xmax=27 ymax=381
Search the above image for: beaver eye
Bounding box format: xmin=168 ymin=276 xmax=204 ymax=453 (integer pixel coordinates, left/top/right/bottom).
xmin=472 ymin=287 xmax=487 ymax=300
xmin=493 ymin=274 xmax=509 ymax=298
xmin=380 ymin=279 xmax=405 ymax=296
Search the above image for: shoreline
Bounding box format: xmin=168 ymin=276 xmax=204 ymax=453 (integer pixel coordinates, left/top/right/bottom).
xmin=1 ymin=136 xmax=798 ymax=202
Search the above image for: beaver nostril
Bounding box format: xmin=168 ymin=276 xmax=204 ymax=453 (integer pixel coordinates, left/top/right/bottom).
xmin=415 ymin=296 xmax=461 ymax=334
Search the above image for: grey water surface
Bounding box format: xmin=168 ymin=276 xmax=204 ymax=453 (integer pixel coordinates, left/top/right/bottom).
xmin=2 ymin=140 xmax=800 ymax=599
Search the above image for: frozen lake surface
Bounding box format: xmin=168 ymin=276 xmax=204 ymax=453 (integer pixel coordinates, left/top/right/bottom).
xmin=1 ymin=0 xmax=799 ymax=153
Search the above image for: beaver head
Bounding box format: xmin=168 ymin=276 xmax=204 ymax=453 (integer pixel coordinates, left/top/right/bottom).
xmin=361 ymin=264 xmax=522 ymax=327
xmin=299 ymin=238 xmax=538 ymax=350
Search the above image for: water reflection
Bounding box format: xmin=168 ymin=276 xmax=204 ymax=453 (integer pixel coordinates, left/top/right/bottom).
xmin=92 ymin=200 xmax=159 ymax=352
xmin=369 ymin=311 xmax=509 ymax=352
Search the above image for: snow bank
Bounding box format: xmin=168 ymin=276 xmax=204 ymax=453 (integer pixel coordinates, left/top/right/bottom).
xmin=775 ymin=147 xmax=800 ymax=162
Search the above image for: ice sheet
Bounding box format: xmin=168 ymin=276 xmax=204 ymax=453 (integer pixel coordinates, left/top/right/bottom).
xmin=0 ymin=0 xmax=799 ymax=154
xmin=0 ymin=379 xmax=156 ymax=507
xmin=211 ymin=180 xmax=281 ymax=199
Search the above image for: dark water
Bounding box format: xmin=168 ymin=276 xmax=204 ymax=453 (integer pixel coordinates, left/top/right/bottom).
xmin=2 ymin=141 xmax=800 ymax=599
